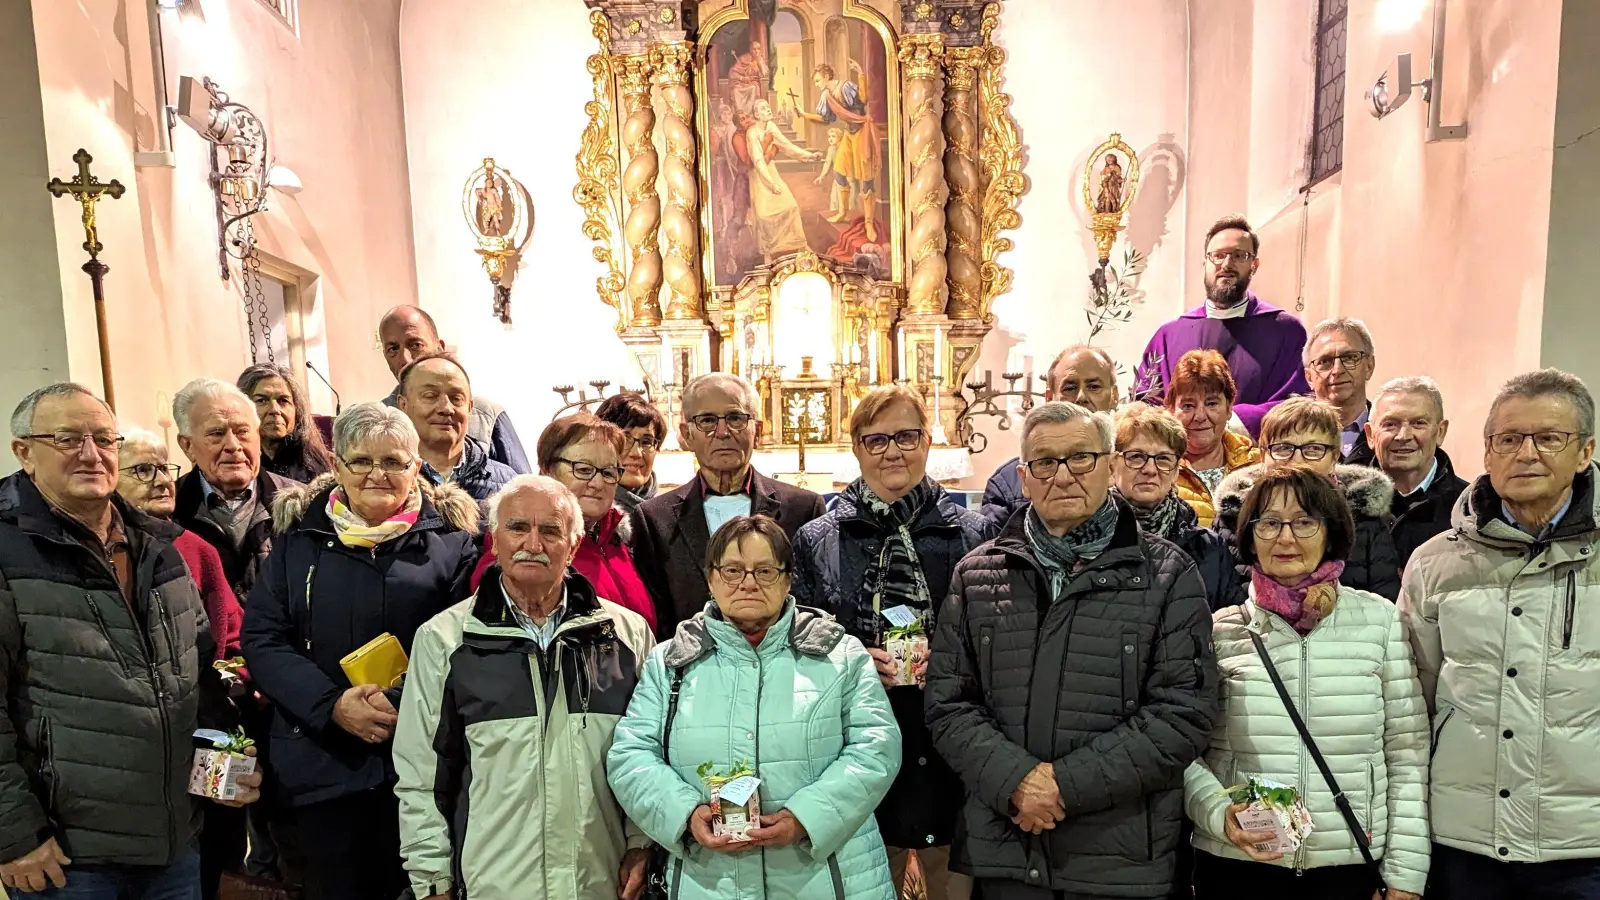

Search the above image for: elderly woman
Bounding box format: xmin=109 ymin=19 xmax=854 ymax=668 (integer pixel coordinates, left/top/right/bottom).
xmin=1214 ymin=396 xmax=1401 ymax=599
xmin=241 ymin=402 xmax=480 ymax=900
xmin=790 ymin=385 xmax=986 ymax=899
xmin=596 ymin=391 xmax=668 ymax=511
xmin=1184 ymin=467 xmax=1428 ymax=900
xmin=238 ymin=364 xmax=334 ymax=483
xmin=1166 ymin=349 xmax=1261 ymax=527
xmin=608 ymin=515 xmax=902 ymax=900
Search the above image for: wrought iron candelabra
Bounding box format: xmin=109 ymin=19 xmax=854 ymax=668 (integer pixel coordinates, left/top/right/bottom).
xmin=549 ymin=381 xmax=646 ymax=419
xmin=953 ymin=370 xmax=1050 ymax=453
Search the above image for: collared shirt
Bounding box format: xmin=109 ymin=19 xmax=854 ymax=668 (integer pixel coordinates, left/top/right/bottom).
xmin=198 ymin=474 xmax=264 ymax=550
xmin=47 ymin=497 xmax=136 ymax=610
xmin=1398 ymin=457 xmax=1440 ymax=499
xmin=1205 ymin=300 xmax=1249 ymax=320
xmin=198 ymin=474 xmax=254 ymax=513
xmin=507 ymin=586 xmax=566 ymax=650
xmin=1340 ymin=404 xmax=1371 ymax=458
xmin=1503 ymin=489 xmax=1574 ymax=539
xmin=700 ymin=469 xmax=755 ymax=537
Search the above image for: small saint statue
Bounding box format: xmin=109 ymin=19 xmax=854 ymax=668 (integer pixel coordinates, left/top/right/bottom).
xmin=1095 ymin=153 xmax=1124 ymax=214
xmin=476 ymin=164 xmax=507 ymax=235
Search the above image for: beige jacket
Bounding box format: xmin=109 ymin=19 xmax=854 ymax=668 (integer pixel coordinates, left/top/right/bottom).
xmin=1399 ymin=466 xmax=1600 ymax=863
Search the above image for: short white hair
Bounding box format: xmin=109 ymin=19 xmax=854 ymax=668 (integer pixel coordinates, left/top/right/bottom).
xmin=120 ymin=427 xmax=167 ymax=456
xmin=1303 ymin=316 xmax=1376 ymax=363
xmin=1374 ymin=376 xmax=1445 ymax=421
xmin=332 ymin=402 xmax=419 ymax=459
xmin=680 ymin=373 xmax=761 ymax=419
xmin=1020 ymin=401 xmax=1114 ymax=456
xmin=10 ymin=382 xmax=108 ymax=438
xmin=486 ymin=474 xmax=585 ymax=545
xmin=173 ymin=378 xmax=257 ymax=436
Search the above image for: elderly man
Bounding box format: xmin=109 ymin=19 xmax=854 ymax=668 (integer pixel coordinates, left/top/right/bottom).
xmin=980 ymin=344 xmax=1119 ymax=531
xmin=1366 ymin=376 xmax=1469 ymax=565
xmin=926 ymin=401 xmax=1218 ymax=900
xmin=395 ymin=475 xmax=654 ymax=900
xmin=0 ymin=383 xmax=260 ymax=898
xmin=1303 ymin=316 xmax=1380 ymax=463
xmin=395 ymin=351 xmax=515 ymax=507
xmin=378 ymin=305 xmax=531 ymax=473
xmin=629 ymin=373 xmax=826 ymax=638
xmin=1134 ymin=215 xmax=1310 ymax=436
xmin=1400 ymin=369 xmax=1600 ymax=900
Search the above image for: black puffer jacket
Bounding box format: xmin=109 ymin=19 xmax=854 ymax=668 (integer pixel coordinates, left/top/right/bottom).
xmin=1214 ymin=463 xmax=1402 ymax=600
xmin=790 ymin=478 xmax=992 ymax=850
xmin=1123 ymin=492 xmax=1246 ymax=613
xmin=925 ymin=498 xmax=1219 ymax=897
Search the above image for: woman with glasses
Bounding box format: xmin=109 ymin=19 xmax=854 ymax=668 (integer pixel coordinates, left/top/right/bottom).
xmin=1164 ymin=350 xmax=1263 ymax=527
xmin=1214 ymin=397 xmax=1401 ymax=599
xmin=596 ymin=391 xmax=668 ymax=512
xmin=241 ymin=403 xmax=480 ymax=900
xmin=238 ymin=364 xmax=335 ymax=484
xmin=608 ymin=514 xmax=902 ymax=900
xmin=1112 ymin=404 xmax=1244 ymax=612
xmin=1184 ymin=467 xmax=1428 ymax=900
xmin=790 ymin=386 xmax=988 ymax=900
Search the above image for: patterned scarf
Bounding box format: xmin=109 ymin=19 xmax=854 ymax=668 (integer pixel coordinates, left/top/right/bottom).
xmin=1250 ymin=560 xmax=1344 ymax=634
xmin=1024 ymin=496 xmax=1120 ymax=597
xmin=1116 ymin=487 xmax=1187 ymax=540
xmin=845 ymin=477 xmax=933 ymax=642
xmin=325 ymin=487 xmax=422 ymax=549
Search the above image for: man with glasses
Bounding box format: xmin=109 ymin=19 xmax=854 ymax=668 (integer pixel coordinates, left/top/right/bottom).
xmin=629 ymin=372 xmax=826 ymax=638
xmin=1303 ymin=316 xmax=1380 ymax=464
xmin=1 ymin=383 xmax=262 ymax=898
xmin=1400 ymin=369 xmax=1600 ymax=900
xmin=1133 ymin=215 xmax=1311 ymax=437
xmin=395 ymin=352 xmax=515 ymax=521
xmin=926 ymin=401 xmax=1217 ymax=900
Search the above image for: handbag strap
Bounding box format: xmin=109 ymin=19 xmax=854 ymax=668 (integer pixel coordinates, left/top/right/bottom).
xmin=661 ymin=665 xmax=686 ymax=762
xmin=1245 ymin=624 xmax=1381 ymax=876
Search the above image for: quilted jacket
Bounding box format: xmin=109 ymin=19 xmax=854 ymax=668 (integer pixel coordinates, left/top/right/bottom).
xmin=924 ymin=500 xmax=1219 ymax=897
xmin=1215 ymin=463 xmax=1402 ymax=601
xmin=1398 ymin=464 xmax=1600 ymax=863
xmin=607 ymin=600 xmax=901 ymax=900
xmin=1184 ymin=586 xmax=1431 ymax=893
xmin=1175 ymin=431 xmax=1260 ymax=528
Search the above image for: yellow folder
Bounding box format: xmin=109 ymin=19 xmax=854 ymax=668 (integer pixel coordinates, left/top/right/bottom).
xmin=339 ymin=633 xmax=409 ymax=689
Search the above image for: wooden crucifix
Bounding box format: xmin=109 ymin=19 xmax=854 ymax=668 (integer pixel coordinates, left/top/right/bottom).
xmin=47 ymin=149 xmax=126 ymax=411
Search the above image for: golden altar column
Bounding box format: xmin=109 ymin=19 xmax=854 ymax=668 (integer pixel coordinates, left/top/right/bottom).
xmin=652 ymin=40 xmax=703 ymax=322
xmin=942 ymin=45 xmax=983 ymax=321
xmin=900 ymin=32 xmax=947 ymax=317
xmin=618 ymin=53 xmax=663 ymax=328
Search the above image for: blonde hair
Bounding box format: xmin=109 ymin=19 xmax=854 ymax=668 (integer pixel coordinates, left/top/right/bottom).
xmin=1114 ymin=403 xmax=1186 ymax=456
xmin=1260 ymin=396 xmax=1341 ymax=445
xmin=849 ymin=385 xmax=928 ymax=441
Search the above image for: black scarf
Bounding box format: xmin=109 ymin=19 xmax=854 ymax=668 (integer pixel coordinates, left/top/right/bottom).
xmin=1114 ymin=486 xmax=1187 ymax=541
xmin=1024 ymin=496 xmax=1119 ymax=593
xmin=843 ymin=477 xmax=933 ymax=642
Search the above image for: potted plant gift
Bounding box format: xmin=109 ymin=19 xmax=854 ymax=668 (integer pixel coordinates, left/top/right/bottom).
xmin=698 ymin=760 xmax=761 ymax=841
xmin=187 ymin=728 xmax=257 ymax=802
xmin=1225 ymin=775 xmax=1315 ymax=855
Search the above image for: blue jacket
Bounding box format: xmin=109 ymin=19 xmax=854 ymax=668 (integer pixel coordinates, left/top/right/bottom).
xmin=419 ymin=435 xmax=517 ymax=525
xmin=979 ymin=457 xmax=1026 ymax=533
xmin=607 ymin=600 xmax=901 ymax=900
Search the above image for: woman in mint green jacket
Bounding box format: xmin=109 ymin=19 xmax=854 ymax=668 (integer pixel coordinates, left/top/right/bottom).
xmin=608 ymin=515 xmax=902 ymax=900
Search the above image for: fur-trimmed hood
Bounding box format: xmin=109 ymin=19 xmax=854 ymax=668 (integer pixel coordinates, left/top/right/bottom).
xmin=270 ymin=472 xmax=481 ymax=536
xmin=1214 ymin=462 xmax=1396 ymax=532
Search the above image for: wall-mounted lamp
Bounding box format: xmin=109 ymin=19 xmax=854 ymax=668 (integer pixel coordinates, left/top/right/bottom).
xmin=1366 ymin=52 xmax=1414 ymax=119
xmin=175 ymin=75 xmax=277 ymax=281
xmin=155 ymin=0 xmax=205 ymax=21
xmin=1364 ymin=0 xmax=1467 ymax=141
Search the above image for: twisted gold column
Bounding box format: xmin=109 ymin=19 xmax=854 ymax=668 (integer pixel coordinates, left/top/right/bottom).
xmin=943 ymin=46 xmax=983 ymax=320
xmin=653 ymin=42 xmax=703 ymax=322
xmin=901 ymin=34 xmax=947 ymax=316
xmin=618 ymin=54 xmax=662 ymax=328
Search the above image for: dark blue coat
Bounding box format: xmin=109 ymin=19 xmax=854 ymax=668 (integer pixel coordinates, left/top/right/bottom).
xmin=240 ymin=476 xmax=480 ymax=807
xmin=979 ymin=457 xmax=1026 ymax=533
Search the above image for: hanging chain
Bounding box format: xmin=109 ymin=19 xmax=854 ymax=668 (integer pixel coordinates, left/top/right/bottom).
xmin=238 ymin=218 xmax=274 ymax=364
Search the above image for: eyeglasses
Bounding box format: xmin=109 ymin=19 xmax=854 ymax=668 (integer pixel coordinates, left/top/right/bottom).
xmin=21 ymin=432 xmax=124 ymax=453
xmin=1205 ymin=250 xmax=1256 ymax=266
xmin=1024 ymin=452 xmax=1109 ymax=480
xmin=689 ymin=412 xmax=753 ymax=434
xmin=1116 ymin=450 xmax=1178 ymax=473
xmin=1251 ymin=516 xmax=1325 ymax=540
xmin=713 ymin=564 xmax=787 ymax=586
xmin=626 ymin=433 xmax=662 ymax=451
xmin=339 ymin=456 xmax=415 ymax=475
xmin=559 ymin=458 xmax=623 ymax=484
xmin=1308 ymin=351 xmax=1369 ymax=374
xmin=859 ymin=429 xmax=925 ymax=455
xmin=1487 ymin=431 xmax=1580 ymax=456
xmin=120 ymin=462 xmax=181 ymax=484
xmin=1266 ymin=442 xmax=1334 ymax=462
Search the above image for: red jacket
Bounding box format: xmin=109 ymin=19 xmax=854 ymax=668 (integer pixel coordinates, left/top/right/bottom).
xmin=174 ymin=528 xmax=244 ymax=661
xmin=471 ymin=506 xmax=657 ymax=631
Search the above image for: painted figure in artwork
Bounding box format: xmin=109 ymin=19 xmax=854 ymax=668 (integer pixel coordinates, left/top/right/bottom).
xmin=740 ymin=99 xmax=821 ymax=261
xmin=1095 ymin=153 xmax=1125 ymax=214
xmin=728 ymin=41 xmax=770 ymax=117
xmin=797 ymin=59 xmax=881 ymax=241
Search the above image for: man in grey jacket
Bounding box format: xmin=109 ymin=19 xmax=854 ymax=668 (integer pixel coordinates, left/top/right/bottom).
xmin=1400 ymin=368 xmax=1600 ymax=900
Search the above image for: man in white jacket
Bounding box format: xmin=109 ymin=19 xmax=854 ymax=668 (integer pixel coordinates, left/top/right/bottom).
xmin=1400 ymin=368 xmax=1600 ymax=900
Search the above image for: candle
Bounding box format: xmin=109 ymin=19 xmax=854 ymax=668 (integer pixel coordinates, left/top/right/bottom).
xmin=868 ymin=337 xmax=878 ymax=385
xmin=897 ymin=329 xmax=908 ymax=382
xmin=933 ymin=326 xmax=944 ymax=381
xmin=1006 ymin=347 xmax=1020 ymax=375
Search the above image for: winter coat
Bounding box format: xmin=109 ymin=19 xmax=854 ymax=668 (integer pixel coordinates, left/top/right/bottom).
xmin=0 ymin=473 xmax=223 ymax=867
xmin=1184 ymin=587 xmax=1431 ymax=894
xmin=239 ymin=474 xmax=480 ymax=807
xmin=394 ymin=567 xmax=655 ymax=900
xmin=1215 ymin=463 xmax=1402 ymax=600
xmin=978 ymin=457 xmax=1026 ymax=533
xmin=1398 ymin=464 xmax=1600 ymax=863
xmin=1127 ymin=495 xmax=1247 ymax=613
xmin=790 ymin=479 xmax=991 ymax=850
xmin=1174 ymin=431 xmax=1260 ymax=528
xmin=174 ymin=529 xmax=243 ymax=662
xmin=1388 ymin=448 xmax=1470 ymax=567
xmin=419 ymin=434 xmax=517 ymax=515
xmin=470 ymin=506 xmax=657 ymax=632
xmin=608 ymin=600 xmax=902 ymax=900
xmin=384 ymin=386 xmax=532 ymax=474
xmin=260 ymin=434 xmax=334 ymax=485
xmin=173 ymin=467 xmax=300 ymax=608
xmin=924 ymin=500 xmax=1219 ymax=897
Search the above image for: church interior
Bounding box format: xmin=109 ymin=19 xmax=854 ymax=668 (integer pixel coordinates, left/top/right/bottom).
xmin=1 ymin=0 xmax=1596 ymax=491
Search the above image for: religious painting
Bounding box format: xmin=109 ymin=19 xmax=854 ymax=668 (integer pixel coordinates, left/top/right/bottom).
xmin=699 ymin=0 xmax=900 ymax=288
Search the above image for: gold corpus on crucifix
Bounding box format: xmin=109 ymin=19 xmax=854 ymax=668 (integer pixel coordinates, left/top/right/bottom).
xmin=1082 ymin=133 xmax=1140 ymax=267
xmin=47 ymin=148 xmax=126 ymax=411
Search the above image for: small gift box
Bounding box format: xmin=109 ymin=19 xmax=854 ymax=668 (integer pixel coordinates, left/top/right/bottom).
xmin=880 ymin=605 xmax=929 ymax=687
xmin=187 ymin=729 xmax=257 ymax=802
xmin=699 ymin=761 xmax=761 ymax=842
xmin=1225 ymin=776 xmax=1315 ymax=855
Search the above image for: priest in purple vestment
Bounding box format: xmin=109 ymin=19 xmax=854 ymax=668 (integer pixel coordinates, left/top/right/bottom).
xmin=1134 ymin=215 xmax=1310 ymax=437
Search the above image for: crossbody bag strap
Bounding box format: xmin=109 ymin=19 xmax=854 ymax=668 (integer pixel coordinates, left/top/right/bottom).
xmin=1245 ymin=625 xmax=1382 ymax=878
xmin=662 ymin=665 xmax=686 ymax=760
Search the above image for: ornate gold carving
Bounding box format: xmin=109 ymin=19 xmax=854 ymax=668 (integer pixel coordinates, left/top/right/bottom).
xmin=658 ymin=6 xmax=675 ymax=23
xmin=943 ymin=46 xmax=983 ymax=319
xmin=902 ymin=33 xmax=947 ymax=316
xmin=654 ymin=41 xmax=702 ymax=321
xmin=950 ymin=11 xmax=965 ymax=29
xmin=980 ymin=0 xmax=1000 ymax=42
xmin=574 ymin=11 xmax=626 ymax=328
xmin=618 ymin=53 xmax=663 ymax=327
xmin=898 ymin=33 xmax=945 ymax=82
xmin=976 ymin=39 xmax=1025 ymax=322
xmin=1082 ymin=133 xmax=1141 ymax=266
xmin=914 ymin=1 xmax=933 ymax=20
xmin=653 ymin=40 xmax=692 ymax=85
xmin=944 ymin=45 xmax=983 ymax=92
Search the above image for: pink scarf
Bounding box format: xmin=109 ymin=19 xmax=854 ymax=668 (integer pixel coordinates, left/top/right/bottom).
xmin=1250 ymin=560 xmax=1344 ymax=634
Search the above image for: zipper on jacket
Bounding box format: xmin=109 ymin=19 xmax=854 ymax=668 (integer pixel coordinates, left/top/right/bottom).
xmin=36 ymin=717 xmax=58 ymax=813
xmin=1430 ymin=707 xmax=1456 ymax=759
xmin=1293 ymin=626 xmax=1310 ymax=875
xmin=144 ymin=635 xmax=177 ymax=861
xmin=302 ymin=564 xmax=317 ymax=651
xmin=85 ymin=593 xmax=132 ymax=677
xmin=1563 ymin=570 xmax=1577 ymax=650
xmin=152 ymin=588 xmax=182 ymax=677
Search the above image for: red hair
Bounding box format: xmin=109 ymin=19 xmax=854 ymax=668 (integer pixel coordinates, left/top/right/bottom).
xmin=1164 ymin=349 xmax=1237 ymax=406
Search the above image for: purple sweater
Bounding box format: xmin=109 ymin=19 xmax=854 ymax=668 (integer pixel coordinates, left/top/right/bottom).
xmin=1133 ymin=293 xmax=1311 ymax=437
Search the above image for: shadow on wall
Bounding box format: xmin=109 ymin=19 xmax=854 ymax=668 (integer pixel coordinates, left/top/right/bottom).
xmin=1127 ymin=133 xmax=1187 ymax=262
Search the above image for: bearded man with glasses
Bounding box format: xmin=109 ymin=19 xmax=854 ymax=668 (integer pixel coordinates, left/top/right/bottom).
xmin=1134 ymin=215 xmax=1311 ymax=437
xmin=629 ymin=373 xmax=826 ymax=639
